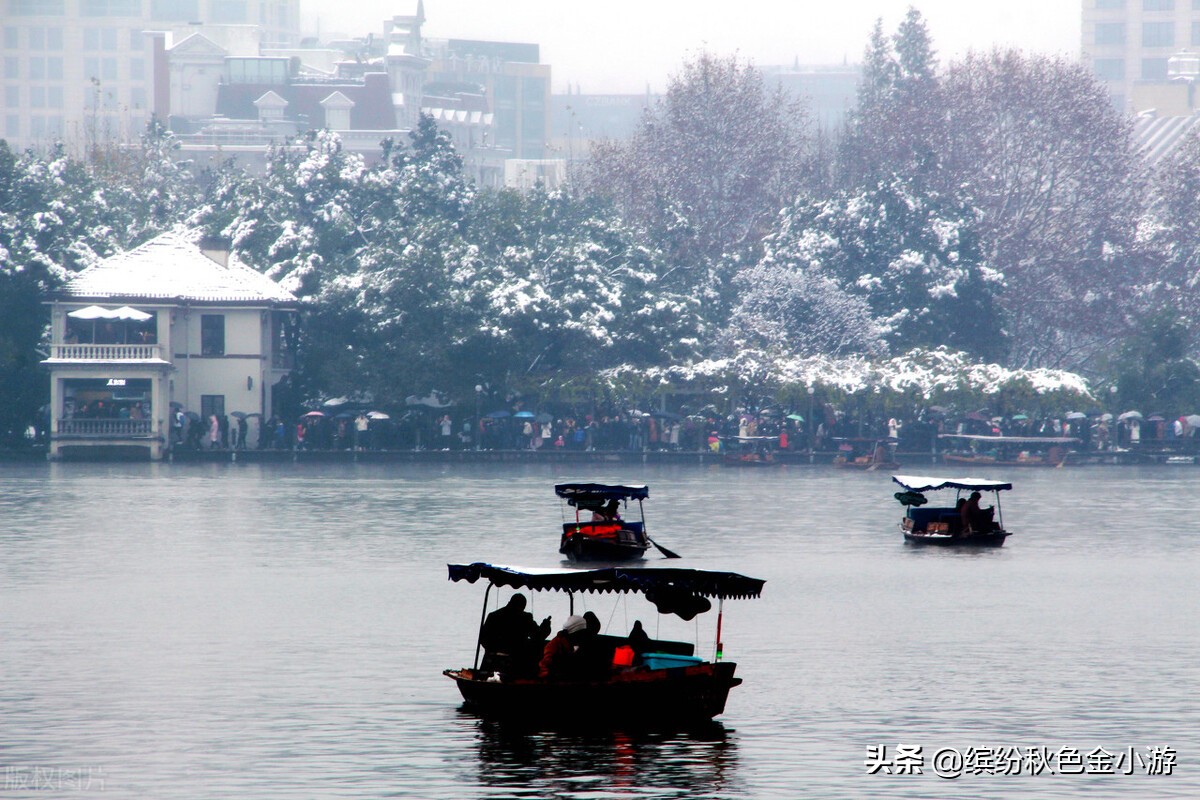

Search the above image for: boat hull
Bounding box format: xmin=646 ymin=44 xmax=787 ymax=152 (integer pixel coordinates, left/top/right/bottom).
xmin=902 ymin=527 xmax=1010 ymax=547
xmin=444 ymin=662 xmax=741 ymax=725
xmin=559 ymin=533 xmax=649 ymax=562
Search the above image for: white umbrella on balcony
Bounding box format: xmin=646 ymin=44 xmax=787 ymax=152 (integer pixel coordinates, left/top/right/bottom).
xmin=112 ymin=306 xmax=152 ymax=321
xmin=67 ymin=305 xmax=117 ymax=319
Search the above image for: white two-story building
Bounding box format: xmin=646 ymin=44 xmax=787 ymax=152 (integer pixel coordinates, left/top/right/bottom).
xmin=42 ymin=231 xmax=299 ymax=460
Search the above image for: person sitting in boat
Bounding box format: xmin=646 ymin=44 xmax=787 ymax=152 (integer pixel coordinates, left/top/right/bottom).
xmin=961 ymin=492 xmax=993 ymax=533
xmin=574 ymin=611 xmax=612 ymax=679
xmin=539 ymin=614 xmax=589 ymax=680
xmin=627 ymin=620 xmax=651 ymax=662
xmin=591 ymin=499 xmax=621 ymax=522
xmin=480 ymin=594 xmax=551 ymax=677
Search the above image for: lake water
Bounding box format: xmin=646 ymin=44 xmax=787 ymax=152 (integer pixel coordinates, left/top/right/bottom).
xmin=2 ymin=461 xmax=1198 ymax=798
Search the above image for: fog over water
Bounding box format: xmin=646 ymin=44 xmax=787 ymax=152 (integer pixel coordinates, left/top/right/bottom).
xmin=2 ymin=461 xmax=1197 ymax=798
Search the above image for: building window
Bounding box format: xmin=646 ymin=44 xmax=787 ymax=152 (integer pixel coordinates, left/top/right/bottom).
xmin=1143 ymin=0 xmax=1173 ymax=8
xmin=200 ymin=395 xmax=225 ymax=423
xmin=81 ymin=0 xmax=143 ymax=14
xmin=150 ymin=0 xmax=199 ymax=20
xmin=5 ymin=85 xmax=19 ymax=108
xmin=201 ymin=315 xmax=225 ymax=356
xmin=3 ymin=27 xmax=17 ymax=48
xmin=1142 ymin=57 xmax=1170 ymax=79
xmin=1143 ymin=22 xmax=1174 ymax=47
xmin=8 ymin=0 xmax=66 ymax=15
xmin=3 ymin=58 xmax=17 ymax=81
xmin=30 ymin=86 xmax=44 ymax=108
xmin=210 ymin=0 xmax=247 ymax=23
xmin=5 ymin=115 xmax=18 ymax=137
xmin=1096 ymin=0 xmax=1124 ymax=7
xmin=47 ymin=85 xmax=62 ymax=108
xmin=1095 ymin=23 xmax=1125 ymax=46
xmin=1194 ymin=21 xmax=1200 ymax=45
xmin=130 ymin=86 xmax=146 ymax=109
xmin=46 ymin=56 xmax=62 ymax=80
xmin=84 ymin=29 xmax=99 ymax=50
xmin=29 ymin=57 xmax=44 ymax=80
xmin=46 ymin=27 xmax=61 ymax=50
xmin=130 ymin=57 xmax=144 ymax=80
xmin=28 ymin=26 xmax=44 ymax=50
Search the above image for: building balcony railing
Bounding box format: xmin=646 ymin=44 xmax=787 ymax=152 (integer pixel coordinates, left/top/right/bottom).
xmin=56 ymin=419 xmax=155 ymax=438
xmin=48 ymin=343 xmax=165 ymax=361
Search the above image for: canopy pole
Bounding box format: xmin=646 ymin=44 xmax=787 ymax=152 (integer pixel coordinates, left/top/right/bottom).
xmin=568 ymin=590 xmax=575 ymax=615
xmin=714 ymin=598 xmax=724 ymax=662
xmin=473 ymin=583 xmax=493 ymax=670
xmin=994 ymin=490 xmax=1004 ymax=530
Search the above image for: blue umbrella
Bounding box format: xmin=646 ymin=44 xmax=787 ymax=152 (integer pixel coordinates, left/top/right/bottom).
xmin=514 ymin=411 xmax=536 ymax=418
xmin=486 ymin=410 xmax=510 ymax=419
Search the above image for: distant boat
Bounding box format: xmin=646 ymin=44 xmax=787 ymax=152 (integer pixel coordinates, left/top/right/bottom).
xmin=938 ymin=434 xmax=1081 ymax=466
xmin=891 ymin=474 xmax=1013 ymax=547
xmin=443 ymin=562 xmax=766 ymax=726
xmin=555 ymin=482 xmax=654 ymax=561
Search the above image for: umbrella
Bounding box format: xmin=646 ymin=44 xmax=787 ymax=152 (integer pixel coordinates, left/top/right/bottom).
xmin=1065 ymin=412 xmax=1087 ymax=420
xmin=367 ymin=411 xmax=390 ymax=420
xmin=1118 ymin=411 xmax=1143 ymax=421
xmin=486 ymin=410 xmax=510 ymax=419
xmin=1011 ymin=414 xmax=1029 ymax=421
xmin=514 ymin=411 xmax=536 ymax=419
xmin=183 ymin=411 xmax=201 ymax=422
xmin=169 ymin=401 xmax=183 ymax=409
xmin=67 ymin=305 xmax=117 ymax=320
xmin=1099 ymin=413 xmax=1113 ymax=421
xmin=112 ymin=306 xmax=152 ymax=321
xmin=301 ymin=410 xmax=326 ymax=418
xmin=535 ymin=412 xmax=554 ymax=423
xmin=1185 ymin=415 xmax=1200 ymax=427
xmin=786 ymin=414 xmax=805 ymax=422
xmin=333 ymin=411 xmax=356 ymax=420
xmin=230 ymin=411 xmax=249 ymax=419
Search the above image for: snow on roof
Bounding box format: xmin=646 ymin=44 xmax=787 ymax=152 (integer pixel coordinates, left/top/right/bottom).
xmin=58 ymin=232 xmax=298 ymax=305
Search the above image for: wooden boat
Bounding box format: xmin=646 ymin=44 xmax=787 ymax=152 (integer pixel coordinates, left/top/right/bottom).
xmin=892 ymin=474 xmax=1013 ymax=546
xmin=720 ymin=435 xmax=779 ymax=466
xmin=938 ymin=434 xmax=1081 ymax=467
xmin=556 ymin=483 xmax=654 ymax=561
xmin=833 ymin=438 xmax=898 ymax=470
xmin=443 ymin=562 xmax=766 ymax=726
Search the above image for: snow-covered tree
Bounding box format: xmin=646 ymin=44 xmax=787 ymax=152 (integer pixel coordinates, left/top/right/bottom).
xmin=753 ymin=177 xmax=1006 ymax=362
xmin=940 ymin=50 xmax=1143 ymax=371
xmin=583 ymin=52 xmax=816 ymax=298
xmin=461 ymin=187 xmax=704 ymax=392
xmin=839 ymin=8 xmax=943 ymax=187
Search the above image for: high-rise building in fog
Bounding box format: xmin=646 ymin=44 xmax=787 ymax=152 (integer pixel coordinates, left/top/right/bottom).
xmin=0 ymin=0 xmax=300 ymax=152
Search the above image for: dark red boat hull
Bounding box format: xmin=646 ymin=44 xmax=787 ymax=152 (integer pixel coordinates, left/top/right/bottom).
xmin=444 ymin=662 xmax=741 ymax=724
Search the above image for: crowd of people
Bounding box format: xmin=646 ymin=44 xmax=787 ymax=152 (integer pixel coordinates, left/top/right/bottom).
xmin=156 ymin=401 xmax=1200 ymax=457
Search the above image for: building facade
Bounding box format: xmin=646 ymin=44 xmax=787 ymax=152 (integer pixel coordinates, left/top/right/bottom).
xmin=1082 ymin=0 xmax=1200 ymax=112
xmin=42 ymin=231 xmax=298 ymax=460
xmin=0 ymin=0 xmax=300 ymax=152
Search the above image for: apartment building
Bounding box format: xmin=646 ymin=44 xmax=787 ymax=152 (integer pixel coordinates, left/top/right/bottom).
xmin=1083 ymin=0 xmax=1200 ymax=112
xmin=0 ymin=0 xmax=299 ymax=152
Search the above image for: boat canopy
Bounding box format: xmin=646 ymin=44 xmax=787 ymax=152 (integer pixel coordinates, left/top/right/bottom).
xmin=892 ymin=475 xmax=1013 ymax=493
xmin=447 ymin=563 xmax=765 ymax=600
xmin=554 ymin=483 xmax=649 ymax=504
xmin=938 ymin=434 xmax=1080 ymax=444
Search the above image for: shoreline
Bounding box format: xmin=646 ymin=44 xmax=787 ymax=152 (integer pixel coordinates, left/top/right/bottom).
xmin=2 ymin=446 xmax=1186 ymax=467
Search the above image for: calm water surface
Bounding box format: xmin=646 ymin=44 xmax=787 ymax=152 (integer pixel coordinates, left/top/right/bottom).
xmin=2 ymin=462 xmax=1198 ymax=798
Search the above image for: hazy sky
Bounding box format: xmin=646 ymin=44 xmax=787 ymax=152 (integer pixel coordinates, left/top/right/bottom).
xmin=302 ymin=1 xmax=1081 ymax=94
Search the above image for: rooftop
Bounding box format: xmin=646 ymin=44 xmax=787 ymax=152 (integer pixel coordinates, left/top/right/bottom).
xmin=57 ymin=232 xmax=298 ymax=305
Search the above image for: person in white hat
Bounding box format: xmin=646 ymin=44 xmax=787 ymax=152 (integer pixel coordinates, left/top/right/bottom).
xmin=538 ymin=615 xmax=588 ymax=680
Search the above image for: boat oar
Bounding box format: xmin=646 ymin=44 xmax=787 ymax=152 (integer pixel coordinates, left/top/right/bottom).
xmin=647 ymin=535 xmax=681 ymax=559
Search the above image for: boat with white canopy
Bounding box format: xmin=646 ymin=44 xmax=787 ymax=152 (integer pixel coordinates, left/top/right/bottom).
xmin=892 ymin=474 xmax=1013 ymax=546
